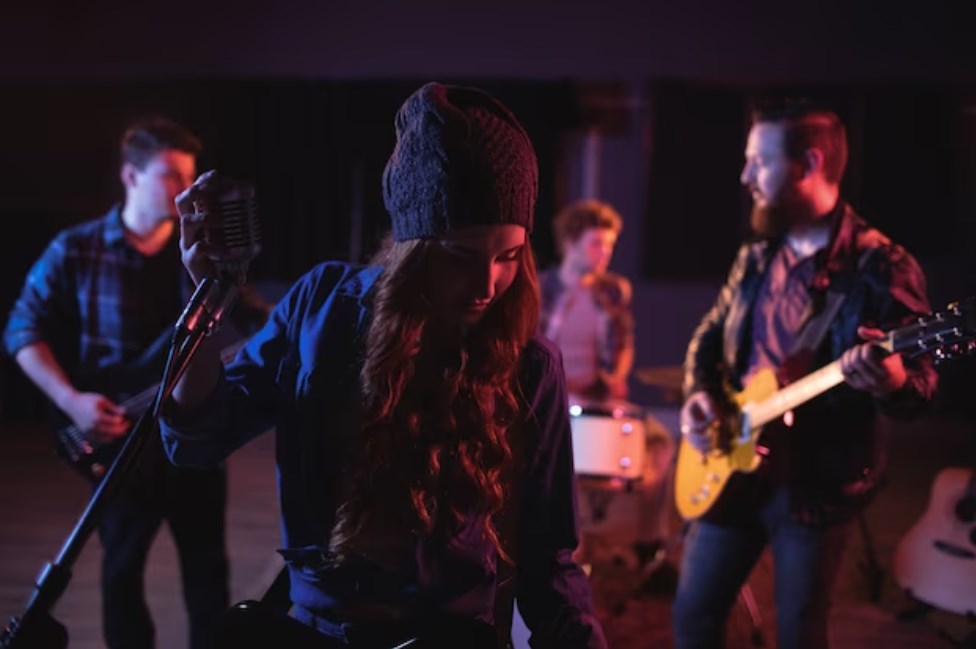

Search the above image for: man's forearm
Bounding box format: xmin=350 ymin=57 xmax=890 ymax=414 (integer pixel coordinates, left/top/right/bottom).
xmin=611 ymin=346 xmax=634 ymax=383
xmin=15 ymin=342 xmax=77 ymax=410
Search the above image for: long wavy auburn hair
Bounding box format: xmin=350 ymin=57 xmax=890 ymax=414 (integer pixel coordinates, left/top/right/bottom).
xmin=330 ymin=233 xmax=540 ymax=563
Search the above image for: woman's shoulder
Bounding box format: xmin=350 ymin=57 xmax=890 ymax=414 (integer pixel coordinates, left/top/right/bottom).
xmin=522 ymin=334 xmax=565 ymax=386
xmin=289 ymin=262 xmax=381 ymax=301
xmin=272 ymin=262 xmax=379 ymax=325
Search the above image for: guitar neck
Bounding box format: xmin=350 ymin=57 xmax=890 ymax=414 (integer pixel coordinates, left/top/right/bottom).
xmin=748 ymin=360 xmax=845 ymax=428
xmin=61 ymin=340 xmax=247 ymax=441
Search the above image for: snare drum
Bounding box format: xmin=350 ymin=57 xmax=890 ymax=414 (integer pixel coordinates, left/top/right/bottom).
xmin=568 ymin=401 xmax=647 ymax=481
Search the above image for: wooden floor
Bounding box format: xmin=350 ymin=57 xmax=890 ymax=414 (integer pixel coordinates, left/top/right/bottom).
xmin=2 ymin=409 xmax=975 ymax=648
xmin=0 ymin=423 xmax=283 ymax=649
xmin=579 ymin=407 xmax=976 ymax=649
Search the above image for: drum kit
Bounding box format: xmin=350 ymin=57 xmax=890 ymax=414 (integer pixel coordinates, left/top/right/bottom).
xmin=568 ymin=364 xmax=682 ymax=487
xmin=564 ymin=365 xmax=764 ymax=646
xmin=511 ymin=366 xmax=762 ymax=649
xmin=568 ymin=401 xmax=649 ymax=483
xmin=565 ymin=366 xmax=683 ymax=578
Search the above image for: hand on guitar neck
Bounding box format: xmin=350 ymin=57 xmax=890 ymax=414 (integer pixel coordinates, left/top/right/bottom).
xmin=838 ymin=325 xmax=907 ymax=396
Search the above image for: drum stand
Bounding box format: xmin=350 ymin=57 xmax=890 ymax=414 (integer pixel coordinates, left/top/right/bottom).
xmin=737 ymin=582 xmax=766 ymax=647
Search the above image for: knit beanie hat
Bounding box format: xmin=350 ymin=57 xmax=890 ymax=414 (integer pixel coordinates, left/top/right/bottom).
xmin=382 ymin=82 xmax=538 ymax=241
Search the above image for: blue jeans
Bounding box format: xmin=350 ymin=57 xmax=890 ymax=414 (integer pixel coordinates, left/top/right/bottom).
xmin=672 ymin=487 xmax=851 ymax=649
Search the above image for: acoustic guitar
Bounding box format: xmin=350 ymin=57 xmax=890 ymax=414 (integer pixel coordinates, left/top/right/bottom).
xmin=893 ymin=464 xmax=976 ymax=616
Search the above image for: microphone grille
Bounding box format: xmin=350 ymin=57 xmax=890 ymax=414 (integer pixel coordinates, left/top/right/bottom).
xmin=213 ymin=196 xmax=261 ymax=262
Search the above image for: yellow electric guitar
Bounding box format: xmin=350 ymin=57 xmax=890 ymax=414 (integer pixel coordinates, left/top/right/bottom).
xmin=675 ymin=298 xmax=976 ymax=521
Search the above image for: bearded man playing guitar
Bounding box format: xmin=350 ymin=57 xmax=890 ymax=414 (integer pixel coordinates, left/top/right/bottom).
xmin=671 ymin=100 xmax=938 ymax=649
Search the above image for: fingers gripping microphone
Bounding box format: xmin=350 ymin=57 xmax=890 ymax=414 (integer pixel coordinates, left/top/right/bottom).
xmin=176 ymin=183 xmax=261 ymax=338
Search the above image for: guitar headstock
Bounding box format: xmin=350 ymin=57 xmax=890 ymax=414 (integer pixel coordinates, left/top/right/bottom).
xmin=883 ymin=296 xmax=976 ymax=363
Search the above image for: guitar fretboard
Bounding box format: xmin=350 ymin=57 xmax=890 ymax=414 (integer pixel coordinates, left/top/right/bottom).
xmin=748 ymin=360 xmax=845 ymax=428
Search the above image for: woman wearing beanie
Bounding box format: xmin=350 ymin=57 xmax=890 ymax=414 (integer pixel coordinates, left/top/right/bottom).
xmin=162 ymin=82 xmax=608 ymax=649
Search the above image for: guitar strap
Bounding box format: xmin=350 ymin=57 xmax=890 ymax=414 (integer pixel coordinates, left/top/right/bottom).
xmin=789 ymin=247 xmax=876 ymax=356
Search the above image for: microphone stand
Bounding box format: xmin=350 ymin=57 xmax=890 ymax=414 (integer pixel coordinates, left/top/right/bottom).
xmin=1 ymin=276 xmax=238 ymax=649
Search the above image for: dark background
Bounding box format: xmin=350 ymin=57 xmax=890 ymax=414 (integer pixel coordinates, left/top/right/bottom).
xmin=0 ymin=1 xmax=973 ymax=421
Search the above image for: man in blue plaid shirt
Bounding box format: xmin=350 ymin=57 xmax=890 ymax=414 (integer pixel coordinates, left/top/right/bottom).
xmin=4 ymin=117 xmax=235 ymax=649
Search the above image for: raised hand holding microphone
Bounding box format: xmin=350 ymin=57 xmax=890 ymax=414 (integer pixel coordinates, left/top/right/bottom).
xmin=178 ymin=169 xmax=221 ymax=286
xmin=171 ymin=170 xmax=258 ymax=410
xmin=178 ymin=170 xmax=260 ymax=286
xmin=175 ymin=170 xmax=260 ymax=338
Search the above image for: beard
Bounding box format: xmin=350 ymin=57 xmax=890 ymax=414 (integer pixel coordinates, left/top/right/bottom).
xmin=749 ymin=185 xmax=818 ymax=239
xmin=750 ymin=203 xmax=795 ymax=238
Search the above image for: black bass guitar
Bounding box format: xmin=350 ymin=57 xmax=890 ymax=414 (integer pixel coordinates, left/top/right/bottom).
xmin=53 ymin=329 xmax=246 ymax=482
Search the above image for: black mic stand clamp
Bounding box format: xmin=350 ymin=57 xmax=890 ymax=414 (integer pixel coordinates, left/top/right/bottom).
xmin=176 ymin=273 xmax=242 ymax=338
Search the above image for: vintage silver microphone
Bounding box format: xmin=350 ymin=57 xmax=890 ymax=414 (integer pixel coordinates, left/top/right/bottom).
xmin=176 ymin=182 xmax=261 ymax=338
